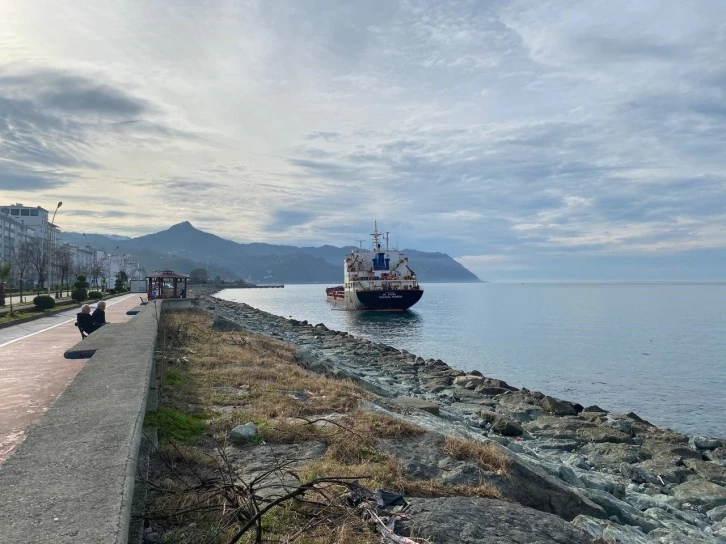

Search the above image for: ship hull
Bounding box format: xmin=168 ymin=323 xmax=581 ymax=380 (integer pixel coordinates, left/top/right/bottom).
xmin=328 ymin=289 xmax=423 ymax=311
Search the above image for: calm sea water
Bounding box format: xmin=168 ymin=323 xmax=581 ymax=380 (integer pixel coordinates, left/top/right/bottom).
xmin=217 ymin=283 xmax=726 ymax=437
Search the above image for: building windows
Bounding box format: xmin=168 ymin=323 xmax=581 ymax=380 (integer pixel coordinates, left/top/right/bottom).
xmin=0 ymin=208 xmax=8 ymax=214
xmin=20 ymin=209 xmax=29 ymax=216
xmin=30 ymin=209 xmax=39 ymax=216
xmin=10 ymin=209 xmax=19 ymax=216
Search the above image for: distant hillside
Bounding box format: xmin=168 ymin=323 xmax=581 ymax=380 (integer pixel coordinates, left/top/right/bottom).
xmin=62 ymin=222 xmax=481 ymax=283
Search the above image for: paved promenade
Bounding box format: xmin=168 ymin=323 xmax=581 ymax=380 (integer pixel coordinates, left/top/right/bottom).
xmin=0 ymin=294 xmax=141 ymax=464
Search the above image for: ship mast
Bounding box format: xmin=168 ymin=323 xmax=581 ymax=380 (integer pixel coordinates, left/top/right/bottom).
xmin=370 ymin=221 xmax=382 ymax=252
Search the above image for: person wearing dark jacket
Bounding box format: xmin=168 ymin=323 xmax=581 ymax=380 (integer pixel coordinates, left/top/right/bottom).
xmin=77 ymin=305 xmax=96 ymax=335
xmin=92 ymin=301 xmax=108 ymax=328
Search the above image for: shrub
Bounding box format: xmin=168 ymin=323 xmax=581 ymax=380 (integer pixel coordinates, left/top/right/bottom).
xmin=33 ymin=295 xmax=56 ymax=310
xmin=73 ymin=275 xmax=90 ymax=290
xmin=87 ymin=290 xmax=103 ymax=300
xmin=71 ymin=288 xmax=88 ymax=302
xmin=108 ymin=288 xmax=117 ymax=295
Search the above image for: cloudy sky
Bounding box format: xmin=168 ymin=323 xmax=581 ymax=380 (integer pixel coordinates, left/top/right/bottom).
xmin=1 ymin=0 xmax=725 ymax=280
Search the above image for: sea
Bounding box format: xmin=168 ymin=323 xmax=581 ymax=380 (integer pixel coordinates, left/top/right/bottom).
xmin=217 ymin=283 xmax=726 ymax=437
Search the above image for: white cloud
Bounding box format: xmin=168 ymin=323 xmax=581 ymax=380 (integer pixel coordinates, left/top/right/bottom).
xmin=0 ymin=0 xmax=725 ymax=279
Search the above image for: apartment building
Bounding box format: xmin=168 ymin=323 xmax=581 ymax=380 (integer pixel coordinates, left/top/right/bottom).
xmin=0 ymin=212 xmax=36 ymax=266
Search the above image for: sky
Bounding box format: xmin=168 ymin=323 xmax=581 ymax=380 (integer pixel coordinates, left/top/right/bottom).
xmin=1 ymin=0 xmax=725 ymax=281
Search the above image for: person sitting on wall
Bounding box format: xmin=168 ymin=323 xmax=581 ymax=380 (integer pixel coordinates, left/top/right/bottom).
xmin=92 ymin=301 xmax=108 ymax=328
xmin=179 ymin=289 xmax=186 ymax=298
xmin=77 ymin=304 xmax=96 ymax=335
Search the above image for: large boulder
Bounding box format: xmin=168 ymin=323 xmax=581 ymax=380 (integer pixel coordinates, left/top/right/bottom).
xmin=580 ymin=488 xmax=663 ymax=532
xmin=571 ymin=515 xmax=656 ymax=543
xmin=377 ymin=432 xmax=606 ymax=521
xmin=395 ymin=396 xmax=440 ymax=416
xmin=397 ymin=497 xmax=592 ymax=543
xmin=673 ymin=480 xmax=726 ymax=512
xmin=542 ymin=396 xmax=578 ymax=416
xmin=683 ymin=459 xmax=726 ymax=486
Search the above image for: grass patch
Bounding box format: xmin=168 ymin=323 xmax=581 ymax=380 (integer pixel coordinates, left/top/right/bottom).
xmin=0 ymin=310 xmax=44 ymax=324
xmin=144 ymin=407 xmax=208 ymax=444
xmin=443 ymin=436 xmax=509 ymax=473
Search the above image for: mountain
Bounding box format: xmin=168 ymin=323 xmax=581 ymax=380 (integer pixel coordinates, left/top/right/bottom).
xmin=62 ymin=222 xmax=481 ymax=283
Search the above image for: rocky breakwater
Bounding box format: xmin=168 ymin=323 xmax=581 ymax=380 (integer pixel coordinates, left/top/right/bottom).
xmin=202 ymin=294 xmax=726 ymax=544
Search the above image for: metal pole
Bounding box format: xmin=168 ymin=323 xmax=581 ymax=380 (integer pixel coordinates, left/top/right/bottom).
xmin=47 ymin=202 xmax=62 ymax=296
xmin=109 ymin=245 xmax=119 ymax=291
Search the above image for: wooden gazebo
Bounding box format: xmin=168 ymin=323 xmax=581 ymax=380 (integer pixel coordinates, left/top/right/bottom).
xmin=146 ymin=270 xmax=189 ymax=299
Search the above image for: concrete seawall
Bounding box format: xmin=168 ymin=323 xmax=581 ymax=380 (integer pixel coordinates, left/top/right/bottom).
xmin=0 ymin=300 xmax=167 ymax=544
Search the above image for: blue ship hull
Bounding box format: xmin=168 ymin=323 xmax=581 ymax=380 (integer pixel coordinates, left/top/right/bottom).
xmin=354 ymin=289 xmax=423 ymax=311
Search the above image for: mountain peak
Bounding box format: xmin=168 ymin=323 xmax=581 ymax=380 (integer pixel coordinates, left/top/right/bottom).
xmin=170 ymin=221 xmax=195 ymax=230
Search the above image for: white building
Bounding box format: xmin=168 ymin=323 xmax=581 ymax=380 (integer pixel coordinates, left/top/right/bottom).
xmin=0 ymin=212 xmax=35 ymax=267
xmin=68 ymin=244 xmax=96 ymax=276
xmin=1 ymin=203 xmax=60 ymax=287
xmin=0 ymin=204 xmax=58 ymax=244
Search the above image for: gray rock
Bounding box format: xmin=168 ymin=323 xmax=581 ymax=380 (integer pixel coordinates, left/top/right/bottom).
xmin=571 ymin=514 xmax=657 ymax=543
xmin=684 ymin=459 xmax=726 ymax=486
xmin=479 ymin=411 xmax=524 ymax=436
xmin=649 ymin=527 xmax=726 ymax=543
xmin=581 ymin=488 xmax=663 ymax=532
xmin=621 ymin=462 xmax=659 ymax=485
xmin=644 ymin=507 xmax=711 ymax=538
xmin=398 ymin=497 xmax=592 ymax=543
xmin=611 ymin=419 xmax=634 ymax=435
xmin=707 ymin=505 xmax=726 ymax=523
xmin=563 ymin=453 xmax=591 ymax=471
xmin=377 ymin=432 xmax=606 ymax=521
xmin=673 ymin=480 xmax=726 ymax=512
xmin=229 ymin=422 xmax=257 ymax=443
xmin=453 ymin=375 xmax=485 ymax=388
xmin=583 ymin=405 xmax=607 ymax=413
xmin=211 ymin=316 xmax=245 ymax=332
xmin=693 ymin=437 xmax=724 ymax=451
xmin=440 ymin=388 xmax=490 ymax=404
xmin=542 ymin=396 xmax=577 ymax=416
xmin=581 ymin=443 xmax=649 ymax=470
xmin=395 ymin=396 xmax=440 ymax=416
xmin=579 ymin=426 xmax=632 ymax=444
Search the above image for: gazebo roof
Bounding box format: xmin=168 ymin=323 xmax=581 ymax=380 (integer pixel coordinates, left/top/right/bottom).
xmin=146 ymin=270 xmax=189 ymax=279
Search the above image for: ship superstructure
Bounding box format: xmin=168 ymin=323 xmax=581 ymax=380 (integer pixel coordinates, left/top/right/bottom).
xmin=326 ymin=223 xmax=423 ymax=311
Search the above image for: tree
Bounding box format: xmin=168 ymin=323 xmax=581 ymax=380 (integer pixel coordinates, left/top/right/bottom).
xmin=0 ymin=264 xmax=10 ymax=308
xmin=89 ymin=259 xmax=103 ymax=290
xmin=28 ymin=237 xmax=48 ymax=294
xmin=115 ymin=270 xmax=129 ymax=292
xmin=55 ymin=245 xmax=73 ymax=298
xmin=11 ymin=241 xmax=33 ymax=304
xmin=189 ymin=268 xmax=209 ymax=283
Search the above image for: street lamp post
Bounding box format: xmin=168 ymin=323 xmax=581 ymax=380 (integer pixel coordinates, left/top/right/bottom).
xmin=109 ymin=245 xmax=119 ymax=292
xmin=47 ymin=201 xmax=62 ymax=296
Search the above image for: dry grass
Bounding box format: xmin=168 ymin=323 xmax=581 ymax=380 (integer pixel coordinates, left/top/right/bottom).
xmin=147 ymin=310 xmax=506 ymax=543
xmin=442 ymin=436 xmax=509 ymax=473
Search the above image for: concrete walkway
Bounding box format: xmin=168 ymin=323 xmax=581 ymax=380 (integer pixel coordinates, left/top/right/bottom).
xmin=0 ymin=293 xmax=140 ymax=464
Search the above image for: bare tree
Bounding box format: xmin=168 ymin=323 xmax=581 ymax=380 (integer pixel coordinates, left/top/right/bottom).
xmin=28 ymin=238 xmax=49 ymax=295
xmin=55 ymin=245 xmax=73 ymax=298
xmin=11 ymin=241 xmax=33 ymax=304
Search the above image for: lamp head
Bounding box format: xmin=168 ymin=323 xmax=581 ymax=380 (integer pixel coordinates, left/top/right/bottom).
xmin=57 ymin=201 xmax=63 ymax=209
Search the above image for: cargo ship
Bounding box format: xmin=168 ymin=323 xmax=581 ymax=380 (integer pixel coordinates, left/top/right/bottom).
xmin=326 ymin=223 xmax=423 ymax=311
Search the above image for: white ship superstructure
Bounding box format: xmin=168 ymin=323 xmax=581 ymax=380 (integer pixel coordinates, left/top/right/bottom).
xmin=326 ymin=223 xmax=423 ymax=311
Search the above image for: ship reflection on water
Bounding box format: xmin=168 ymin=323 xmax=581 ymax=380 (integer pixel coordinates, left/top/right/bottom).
xmin=343 ymin=309 xmax=424 ymax=344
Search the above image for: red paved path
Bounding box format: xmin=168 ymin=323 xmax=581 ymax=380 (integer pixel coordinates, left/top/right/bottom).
xmin=0 ymin=295 xmax=141 ymax=464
